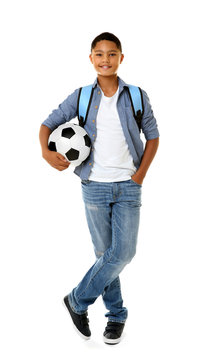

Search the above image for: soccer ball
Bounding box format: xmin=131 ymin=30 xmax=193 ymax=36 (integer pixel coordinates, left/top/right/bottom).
xmin=48 ymin=123 xmax=91 ymax=167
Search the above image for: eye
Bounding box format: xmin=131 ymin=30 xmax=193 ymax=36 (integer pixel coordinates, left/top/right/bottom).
xmin=95 ymin=53 xmax=102 ymax=57
xmin=109 ymin=53 xmax=116 ymax=56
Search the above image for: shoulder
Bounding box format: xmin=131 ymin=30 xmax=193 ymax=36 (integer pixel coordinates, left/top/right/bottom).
xmin=122 ymin=80 xmax=148 ymax=100
xmin=124 ymin=83 xmax=150 ymax=106
xmin=64 ymin=87 xmax=81 ymax=104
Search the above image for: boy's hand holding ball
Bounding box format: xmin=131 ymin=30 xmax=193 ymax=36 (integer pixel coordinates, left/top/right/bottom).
xmin=43 ymin=150 xmax=70 ymax=171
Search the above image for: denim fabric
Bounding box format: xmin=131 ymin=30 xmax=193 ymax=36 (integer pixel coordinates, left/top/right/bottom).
xmin=68 ymin=179 xmax=142 ymax=323
xmin=42 ymin=77 xmax=159 ymax=180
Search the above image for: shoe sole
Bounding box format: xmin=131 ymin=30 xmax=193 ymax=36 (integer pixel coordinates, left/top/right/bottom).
xmin=103 ymin=336 xmax=122 ymax=345
xmin=62 ymin=299 xmax=91 ymax=340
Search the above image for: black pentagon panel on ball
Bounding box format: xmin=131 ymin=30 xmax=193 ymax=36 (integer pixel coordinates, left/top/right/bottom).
xmin=62 ymin=127 xmax=75 ymax=139
xmin=65 ymin=148 xmax=80 ymax=161
xmin=84 ymin=134 xmax=91 ymax=148
xmin=48 ymin=141 xmax=57 ymax=152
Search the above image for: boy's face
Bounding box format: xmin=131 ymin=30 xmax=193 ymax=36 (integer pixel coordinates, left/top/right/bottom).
xmin=89 ymin=40 xmax=124 ymax=77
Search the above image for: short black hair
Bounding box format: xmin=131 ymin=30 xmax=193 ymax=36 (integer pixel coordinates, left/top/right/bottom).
xmin=91 ymin=32 xmax=122 ymax=52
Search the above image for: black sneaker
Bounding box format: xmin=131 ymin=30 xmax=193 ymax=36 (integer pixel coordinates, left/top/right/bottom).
xmin=63 ymin=295 xmax=91 ymax=340
xmin=103 ymin=321 xmax=125 ymax=345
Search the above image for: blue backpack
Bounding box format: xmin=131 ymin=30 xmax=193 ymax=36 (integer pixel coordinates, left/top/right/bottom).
xmin=77 ymin=85 xmax=144 ymax=132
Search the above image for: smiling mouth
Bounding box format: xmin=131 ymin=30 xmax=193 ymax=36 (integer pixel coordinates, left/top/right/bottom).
xmin=99 ymin=65 xmax=111 ymax=69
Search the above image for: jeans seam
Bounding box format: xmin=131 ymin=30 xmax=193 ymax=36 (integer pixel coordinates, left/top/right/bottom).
xmin=76 ymin=213 xmax=117 ymax=301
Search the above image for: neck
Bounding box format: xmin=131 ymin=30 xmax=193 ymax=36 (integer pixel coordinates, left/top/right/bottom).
xmin=97 ymin=74 xmax=119 ymax=96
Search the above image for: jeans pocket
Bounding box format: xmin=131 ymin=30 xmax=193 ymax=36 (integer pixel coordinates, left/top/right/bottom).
xmin=81 ymin=180 xmax=91 ymax=185
xmin=130 ymin=178 xmax=142 ymax=187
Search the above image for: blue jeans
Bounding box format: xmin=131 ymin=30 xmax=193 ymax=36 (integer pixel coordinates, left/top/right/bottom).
xmin=68 ymin=179 xmax=142 ymax=323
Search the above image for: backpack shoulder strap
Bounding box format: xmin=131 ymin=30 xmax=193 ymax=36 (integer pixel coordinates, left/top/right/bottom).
xmin=77 ymin=84 xmax=94 ymax=127
xmin=77 ymin=84 xmax=144 ymax=131
xmin=126 ymin=85 xmax=144 ymax=132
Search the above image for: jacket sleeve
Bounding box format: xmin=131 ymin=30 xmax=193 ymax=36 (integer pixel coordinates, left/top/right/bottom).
xmin=42 ymin=88 xmax=80 ymax=131
xmin=140 ymin=89 xmax=160 ymax=140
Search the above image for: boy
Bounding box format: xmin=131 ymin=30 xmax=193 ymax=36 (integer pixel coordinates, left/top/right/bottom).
xmin=39 ymin=32 xmax=159 ymax=344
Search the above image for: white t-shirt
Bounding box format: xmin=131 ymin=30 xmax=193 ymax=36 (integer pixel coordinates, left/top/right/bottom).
xmin=89 ymin=87 xmax=136 ymax=182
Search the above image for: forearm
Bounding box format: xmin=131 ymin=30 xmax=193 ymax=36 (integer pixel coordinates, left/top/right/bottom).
xmin=39 ymin=124 xmax=70 ymax=170
xmin=132 ymin=137 xmax=159 ymax=184
xmin=39 ymin=125 xmax=52 ymax=156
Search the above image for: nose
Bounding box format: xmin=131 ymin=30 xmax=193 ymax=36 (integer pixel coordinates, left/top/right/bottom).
xmin=103 ymin=53 xmax=110 ymax=63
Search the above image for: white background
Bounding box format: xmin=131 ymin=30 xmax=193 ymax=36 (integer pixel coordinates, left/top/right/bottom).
xmin=1 ymin=0 xmax=221 ymax=359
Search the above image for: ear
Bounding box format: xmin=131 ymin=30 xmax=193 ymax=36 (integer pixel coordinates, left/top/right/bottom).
xmin=89 ymin=54 xmax=93 ymax=64
xmin=120 ymin=54 xmax=124 ymax=64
